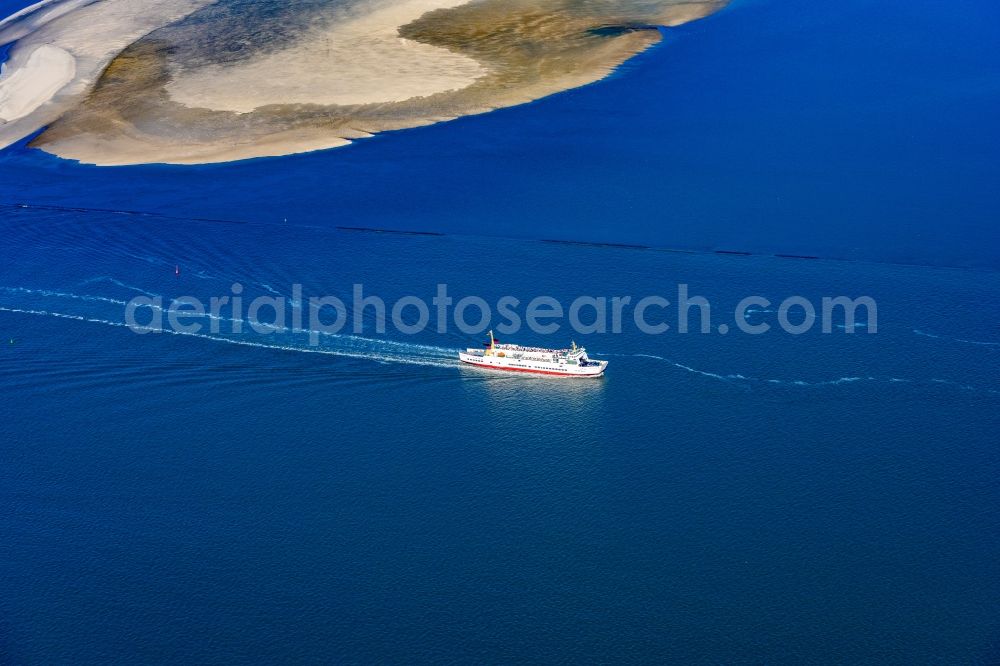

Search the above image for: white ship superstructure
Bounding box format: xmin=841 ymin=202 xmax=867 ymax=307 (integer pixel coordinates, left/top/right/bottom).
xmin=459 ymin=331 xmax=607 ymax=377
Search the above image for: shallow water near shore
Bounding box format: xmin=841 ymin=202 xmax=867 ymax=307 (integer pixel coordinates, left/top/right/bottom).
xmin=2 ymin=0 xmax=999 ymax=267
xmin=2 ymin=0 xmax=999 ymax=662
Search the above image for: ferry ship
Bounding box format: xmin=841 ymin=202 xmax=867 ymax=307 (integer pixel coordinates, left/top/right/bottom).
xmin=459 ymin=331 xmax=608 ymax=377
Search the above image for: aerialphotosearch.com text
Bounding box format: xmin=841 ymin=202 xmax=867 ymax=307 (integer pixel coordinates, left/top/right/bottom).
xmin=124 ymin=283 xmax=877 ymax=344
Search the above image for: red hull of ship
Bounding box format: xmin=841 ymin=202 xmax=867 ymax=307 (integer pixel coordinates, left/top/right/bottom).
xmin=459 ymin=358 xmax=602 ymax=377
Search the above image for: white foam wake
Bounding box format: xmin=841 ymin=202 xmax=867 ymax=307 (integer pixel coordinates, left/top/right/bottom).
xmin=610 ymin=352 xmax=886 ymax=391
xmin=606 ymin=352 xmax=1000 ymax=395
xmin=629 ymin=353 xmax=750 ymax=386
xmin=1 ymin=285 xmax=128 ymax=306
xmin=0 ymin=305 xmax=462 ymax=369
xmin=79 ymin=276 xmax=157 ymax=297
xmin=913 ymin=329 xmax=1000 ymax=348
xmin=2 ymin=284 xmax=464 ymax=355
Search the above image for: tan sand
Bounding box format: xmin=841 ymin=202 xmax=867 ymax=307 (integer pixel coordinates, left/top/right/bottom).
xmin=1 ymin=0 xmax=728 ymax=165
xmin=0 ymin=44 xmax=75 ymax=122
xmin=165 ymin=0 xmax=488 ymax=113
xmin=0 ymin=0 xmax=216 ymax=150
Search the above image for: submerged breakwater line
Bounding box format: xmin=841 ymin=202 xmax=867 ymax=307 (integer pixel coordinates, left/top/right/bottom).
xmin=4 ymin=203 xmax=994 ymax=274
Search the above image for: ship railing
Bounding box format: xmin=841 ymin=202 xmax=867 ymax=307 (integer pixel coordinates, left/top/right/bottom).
xmin=496 ymin=344 xmax=565 ymax=354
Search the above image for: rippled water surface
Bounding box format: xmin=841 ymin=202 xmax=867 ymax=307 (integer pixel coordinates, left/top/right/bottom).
xmin=2 ymin=205 xmax=999 ymax=662
xmin=2 ymin=0 xmax=999 ymax=662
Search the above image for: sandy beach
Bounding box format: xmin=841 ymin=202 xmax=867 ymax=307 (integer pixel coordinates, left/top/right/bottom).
xmin=166 ymin=0 xmax=488 ymax=113
xmin=0 ymin=45 xmax=75 ymax=122
xmin=0 ymin=0 xmax=727 ymax=165
xmin=0 ymin=0 xmax=215 ymax=148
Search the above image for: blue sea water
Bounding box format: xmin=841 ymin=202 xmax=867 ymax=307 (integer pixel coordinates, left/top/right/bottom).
xmin=1 ymin=0 xmax=999 ymax=663
xmin=1 ymin=0 xmax=999 ymax=268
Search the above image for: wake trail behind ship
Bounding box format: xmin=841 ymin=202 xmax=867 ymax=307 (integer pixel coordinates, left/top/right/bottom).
xmin=0 ymin=285 xmax=462 ymax=370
